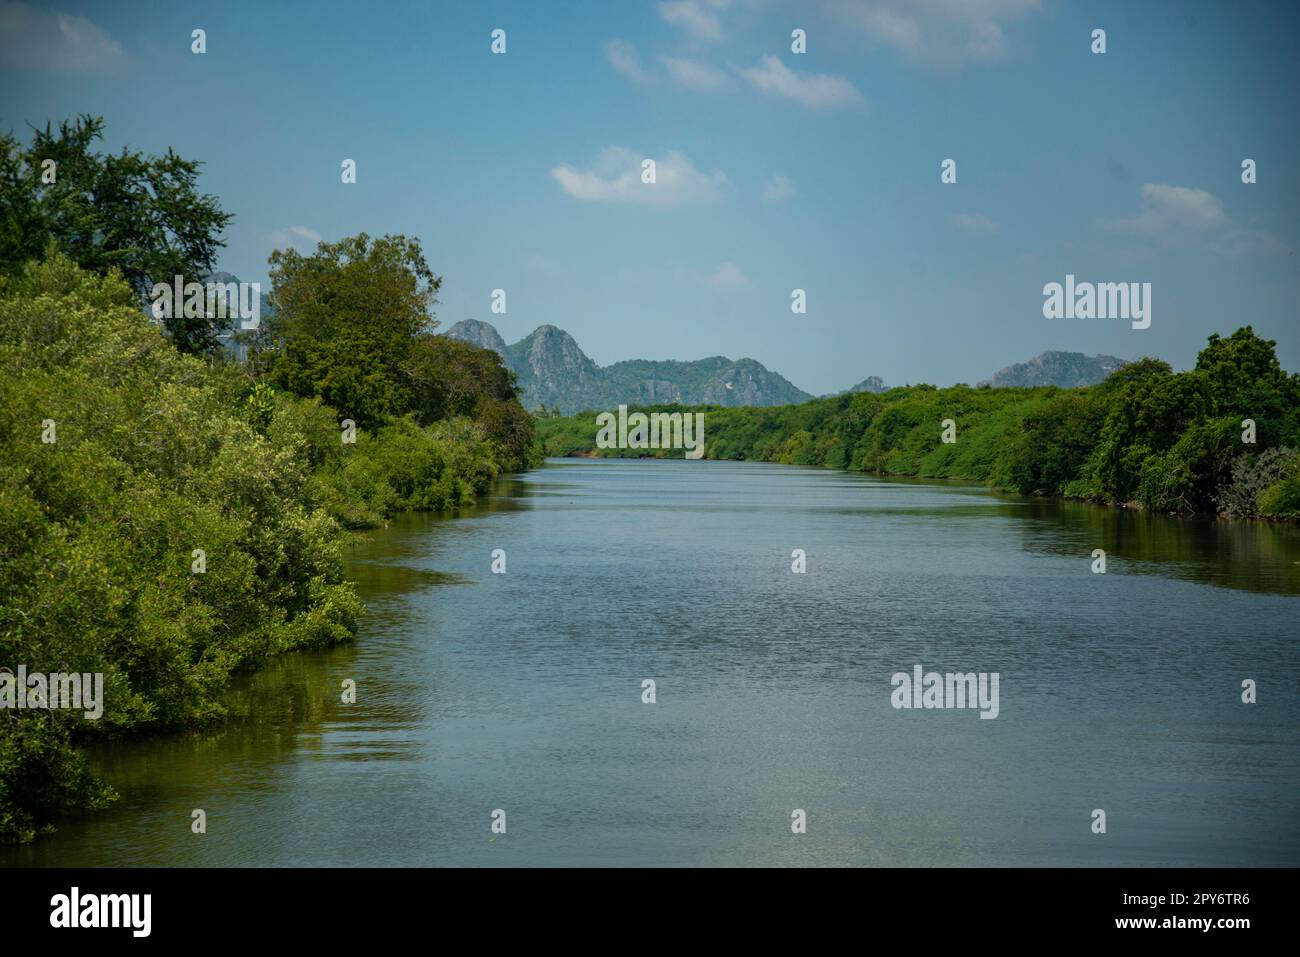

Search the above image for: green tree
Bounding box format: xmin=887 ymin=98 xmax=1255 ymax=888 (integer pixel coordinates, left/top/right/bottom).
xmin=1004 ymin=391 xmax=1106 ymax=495
xmin=258 ymin=233 xmax=440 ymax=430
xmin=403 ymin=334 xmax=534 ymax=470
xmin=1194 ymin=327 xmax=1300 ymax=443
xmin=0 ymin=115 xmax=233 ymax=353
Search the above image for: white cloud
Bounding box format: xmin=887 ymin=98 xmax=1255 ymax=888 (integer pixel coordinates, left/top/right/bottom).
xmin=270 ymin=226 xmax=323 ymax=249
xmin=550 ymin=147 xmax=728 ymax=206
xmin=829 ymin=0 xmax=1042 ymax=67
xmin=0 ymin=1 xmax=123 ymax=71
xmin=736 ymin=55 xmax=864 ymax=110
xmin=604 ymin=38 xmax=654 ymax=86
xmin=705 ymin=262 xmax=749 ymax=289
xmin=1100 ymin=183 xmax=1285 ymax=255
xmin=660 ymin=55 xmax=730 ymax=90
xmin=763 ymin=175 xmax=797 ymax=201
xmin=952 ymin=213 xmax=1000 ymax=234
xmin=657 ymin=1 xmax=724 ymax=41
xmin=1103 ymin=183 xmax=1225 ymax=234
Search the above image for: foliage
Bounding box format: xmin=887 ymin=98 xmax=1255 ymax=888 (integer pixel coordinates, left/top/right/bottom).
xmin=0 ymin=115 xmax=233 ymax=353
xmin=403 ymin=334 xmax=536 ymax=471
xmin=0 ymin=255 xmax=361 ymax=842
xmin=255 ymin=233 xmax=536 ymax=472
xmin=312 ymin=415 xmax=511 ymax=529
xmin=1219 ymin=447 xmax=1300 ymax=517
xmin=1258 ymin=461 xmax=1300 ymax=518
xmin=0 ymin=237 xmax=540 ymax=842
xmin=256 ymin=233 xmax=439 ymax=430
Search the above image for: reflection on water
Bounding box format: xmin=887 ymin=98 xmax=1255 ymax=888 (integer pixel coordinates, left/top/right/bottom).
xmin=4 ymin=459 xmax=1298 ymax=867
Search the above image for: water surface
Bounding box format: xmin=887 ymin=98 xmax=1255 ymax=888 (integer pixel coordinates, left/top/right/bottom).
xmin=5 ymin=459 xmax=1298 ymax=866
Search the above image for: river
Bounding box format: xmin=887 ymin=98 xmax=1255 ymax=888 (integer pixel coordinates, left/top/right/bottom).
xmin=4 ymin=458 xmax=1298 ymax=866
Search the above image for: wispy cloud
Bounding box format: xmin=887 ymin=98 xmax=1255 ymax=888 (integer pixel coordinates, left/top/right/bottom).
xmin=550 ymin=147 xmax=728 ymax=206
xmin=604 ymin=38 xmax=655 ymax=86
xmin=270 ymin=226 xmax=323 ymax=249
xmin=736 ymin=55 xmax=864 ymax=110
xmin=705 ymin=261 xmax=750 ymax=289
xmin=660 ymin=55 xmax=730 ymax=90
xmin=829 ymin=0 xmax=1042 ymax=68
xmin=763 ymin=175 xmax=797 ymax=201
xmin=0 ymin=1 xmax=123 ymax=71
xmin=952 ymin=213 xmax=1000 ymax=234
xmin=1100 ymin=183 xmax=1286 ymax=255
xmin=657 ymin=0 xmax=727 ymax=41
xmin=1103 ymin=184 xmax=1225 ymax=234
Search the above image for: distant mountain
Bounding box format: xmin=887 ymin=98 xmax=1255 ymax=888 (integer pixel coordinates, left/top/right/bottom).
xmin=502 ymin=325 xmax=603 ymax=410
xmin=443 ymin=320 xmax=812 ymax=413
xmin=846 ymin=375 xmax=887 ymax=394
xmin=978 ymin=351 xmax=1128 ymax=389
xmin=445 ymin=317 xmax=507 ymax=356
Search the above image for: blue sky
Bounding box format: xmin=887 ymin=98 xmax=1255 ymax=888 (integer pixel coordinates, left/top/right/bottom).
xmin=2 ymin=0 xmax=1297 ymax=393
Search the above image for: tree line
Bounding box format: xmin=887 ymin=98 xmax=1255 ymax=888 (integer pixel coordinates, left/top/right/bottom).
xmin=537 ymin=335 xmax=1300 ymax=520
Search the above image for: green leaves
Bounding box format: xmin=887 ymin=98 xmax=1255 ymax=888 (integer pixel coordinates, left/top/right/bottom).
xmin=0 ymin=254 xmax=359 ymax=842
xmin=0 ymin=115 xmax=233 ymax=354
xmin=1196 ymin=326 xmax=1300 ymax=419
xmin=257 ymin=231 xmax=535 ymax=472
xmin=260 ymin=233 xmax=440 ymax=430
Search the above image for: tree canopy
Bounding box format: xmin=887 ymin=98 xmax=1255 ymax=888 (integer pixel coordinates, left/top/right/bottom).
xmin=0 ymin=114 xmax=233 ymax=353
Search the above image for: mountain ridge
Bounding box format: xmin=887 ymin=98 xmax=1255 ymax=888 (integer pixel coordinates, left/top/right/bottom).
xmin=977 ymin=350 xmax=1129 ymax=389
xmin=444 ymin=321 xmax=1132 ymax=410
xmin=444 ymin=319 xmax=814 ymax=413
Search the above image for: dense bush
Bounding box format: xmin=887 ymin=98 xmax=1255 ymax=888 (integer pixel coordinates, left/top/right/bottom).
xmin=1216 ymin=447 xmax=1300 ymax=514
xmin=1 ymin=251 xmax=539 ymax=842
xmin=0 ymin=256 xmax=361 ymax=842
xmin=313 ymin=415 xmax=511 ymax=529
xmin=1258 ymin=465 xmax=1300 ymax=518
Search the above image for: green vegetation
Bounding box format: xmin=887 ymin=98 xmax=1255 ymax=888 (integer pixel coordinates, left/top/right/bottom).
xmin=0 ymin=115 xmax=233 ymax=353
xmin=251 ymin=233 xmax=537 ymax=527
xmin=0 ymin=119 xmax=537 ymax=843
xmin=537 ymin=328 xmax=1300 ymax=519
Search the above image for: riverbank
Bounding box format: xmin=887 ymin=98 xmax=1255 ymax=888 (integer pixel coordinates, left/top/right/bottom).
xmin=534 ymin=330 xmax=1300 ymax=522
xmin=0 ymin=254 xmax=537 ymax=844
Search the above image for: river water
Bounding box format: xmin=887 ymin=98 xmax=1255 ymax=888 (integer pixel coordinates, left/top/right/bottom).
xmin=5 ymin=459 xmax=1299 ymax=866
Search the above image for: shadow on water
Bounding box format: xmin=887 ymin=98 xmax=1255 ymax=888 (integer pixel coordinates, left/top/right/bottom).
xmin=0 ymin=641 xmax=364 ymax=866
xmin=0 ymin=477 xmax=544 ymax=867
xmin=1005 ymin=496 xmax=1300 ymax=596
xmin=816 ymin=466 xmax=1299 ymax=596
